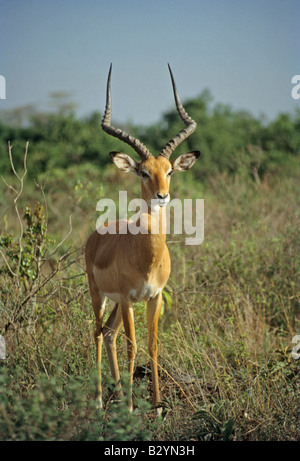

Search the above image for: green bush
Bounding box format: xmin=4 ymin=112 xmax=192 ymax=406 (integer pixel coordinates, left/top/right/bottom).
xmin=0 ymin=366 xmax=152 ymax=441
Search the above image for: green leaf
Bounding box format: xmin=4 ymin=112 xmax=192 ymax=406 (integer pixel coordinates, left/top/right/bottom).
xmin=162 ymin=289 xmax=172 ymax=310
xmin=222 ymin=418 xmax=235 ymax=441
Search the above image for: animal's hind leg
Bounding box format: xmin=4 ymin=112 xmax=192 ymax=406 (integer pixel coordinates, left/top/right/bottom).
xmin=103 ymin=303 xmax=123 ymax=395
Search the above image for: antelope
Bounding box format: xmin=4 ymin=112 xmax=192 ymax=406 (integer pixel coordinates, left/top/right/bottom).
xmin=85 ymin=64 xmax=201 ymax=416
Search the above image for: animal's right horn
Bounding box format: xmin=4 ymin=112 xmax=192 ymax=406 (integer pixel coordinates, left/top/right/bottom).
xmin=101 ymin=64 xmax=153 ymax=161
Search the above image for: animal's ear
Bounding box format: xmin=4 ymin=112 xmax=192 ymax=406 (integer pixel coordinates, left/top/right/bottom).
xmin=110 ymin=151 xmax=139 ymax=173
xmin=171 ymin=150 xmax=201 ymax=172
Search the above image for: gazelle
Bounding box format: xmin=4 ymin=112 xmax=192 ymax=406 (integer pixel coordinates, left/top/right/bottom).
xmin=85 ymin=64 xmax=200 ymax=416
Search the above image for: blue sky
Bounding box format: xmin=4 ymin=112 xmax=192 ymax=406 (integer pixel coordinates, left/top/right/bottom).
xmin=1 ymin=0 xmax=299 ymax=125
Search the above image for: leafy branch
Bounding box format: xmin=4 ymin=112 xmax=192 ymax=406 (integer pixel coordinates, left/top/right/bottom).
xmin=0 ymin=143 xmax=80 ymax=335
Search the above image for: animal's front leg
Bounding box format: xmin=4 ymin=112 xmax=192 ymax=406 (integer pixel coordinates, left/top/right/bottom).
xmin=147 ymin=291 xmax=162 ymax=416
xmin=121 ymin=301 xmax=137 ymax=412
xmin=88 ymin=280 xmax=106 ymax=410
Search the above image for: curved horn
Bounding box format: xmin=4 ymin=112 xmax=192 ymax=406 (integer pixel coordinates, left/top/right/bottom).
xmin=101 ymin=64 xmax=152 ymax=161
xmin=159 ymin=64 xmax=197 ymax=159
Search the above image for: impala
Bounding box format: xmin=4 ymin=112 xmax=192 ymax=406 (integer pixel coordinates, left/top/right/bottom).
xmin=85 ymin=64 xmax=201 ymax=416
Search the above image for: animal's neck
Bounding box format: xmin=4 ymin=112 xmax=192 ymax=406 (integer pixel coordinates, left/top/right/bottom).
xmin=148 ymin=204 xmax=167 ymax=236
xmin=136 ymin=206 xmax=167 ymax=272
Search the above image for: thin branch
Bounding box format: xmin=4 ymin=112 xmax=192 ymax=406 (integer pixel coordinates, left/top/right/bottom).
xmin=11 ymin=142 xmax=28 ymax=276
xmin=0 ymin=176 xmax=18 ymax=195
xmin=0 ymin=142 xmax=29 ymax=278
xmin=7 ymin=140 xmax=21 ymax=181
xmin=48 ymin=214 xmax=73 ymax=258
xmin=34 ymin=178 xmax=49 ymax=235
xmin=0 ymin=249 xmax=17 ymax=277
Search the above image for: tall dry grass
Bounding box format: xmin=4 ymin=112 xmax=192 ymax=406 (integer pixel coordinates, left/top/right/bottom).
xmin=0 ymin=147 xmax=299 ymax=440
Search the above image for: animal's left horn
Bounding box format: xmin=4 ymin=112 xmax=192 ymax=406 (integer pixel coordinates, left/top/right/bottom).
xmin=159 ymin=64 xmax=197 ymax=159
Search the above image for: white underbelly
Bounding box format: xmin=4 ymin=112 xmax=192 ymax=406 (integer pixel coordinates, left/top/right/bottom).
xmin=130 ymin=284 xmax=162 ymax=302
xmin=103 ymin=284 xmax=161 ymax=304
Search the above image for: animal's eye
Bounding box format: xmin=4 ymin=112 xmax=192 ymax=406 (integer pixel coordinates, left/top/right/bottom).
xmin=166 ymin=170 xmax=172 ymax=177
xmin=141 ymin=171 xmax=150 ymax=178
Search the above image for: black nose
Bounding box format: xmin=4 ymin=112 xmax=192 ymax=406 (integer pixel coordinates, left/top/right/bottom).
xmin=157 ymin=193 xmax=168 ymax=200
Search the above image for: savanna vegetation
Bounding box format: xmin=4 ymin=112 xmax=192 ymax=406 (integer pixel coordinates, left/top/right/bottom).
xmin=0 ymin=91 xmax=299 ymax=441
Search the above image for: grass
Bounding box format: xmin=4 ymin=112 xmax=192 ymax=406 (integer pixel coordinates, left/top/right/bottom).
xmin=0 ymin=147 xmax=299 ymax=441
